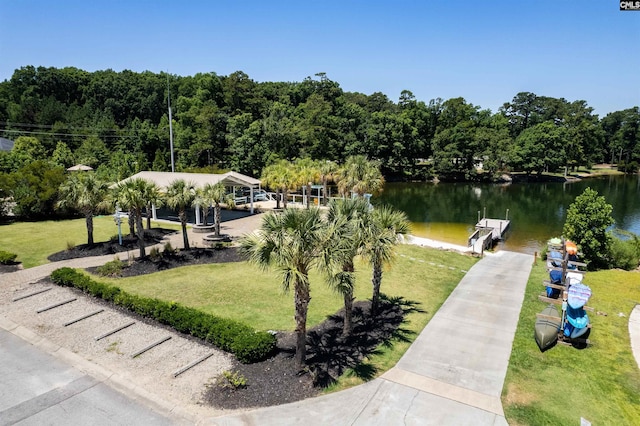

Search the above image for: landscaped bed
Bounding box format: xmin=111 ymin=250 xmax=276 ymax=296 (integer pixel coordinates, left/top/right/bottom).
xmin=63 ymin=243 xmax=477 ymax=408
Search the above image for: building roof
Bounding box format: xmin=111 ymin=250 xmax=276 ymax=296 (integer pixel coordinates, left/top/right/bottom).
xmin=118 ymin=171 xmax=261 ymax=190
xmin=0 ymin=137 xmax=14 ymax=151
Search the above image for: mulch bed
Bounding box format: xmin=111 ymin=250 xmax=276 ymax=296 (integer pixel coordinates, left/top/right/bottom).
xmin=205 ymin=299 xmax=416 ymax=410
xmin=47 ymin=228 xmax=178 ymax=262
xmin=45 ymin=236 xmax=418 ymax=409
xmin=88 ymin=247 xmax=244 ymax=277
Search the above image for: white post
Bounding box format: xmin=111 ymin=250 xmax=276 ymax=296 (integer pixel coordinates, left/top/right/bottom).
xmin=250 ymin=187 xmax=254 ymax=214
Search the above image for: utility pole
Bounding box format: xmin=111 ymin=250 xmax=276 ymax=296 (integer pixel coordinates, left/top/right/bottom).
xmin=167 ymin=73 xmax=175 ymax=173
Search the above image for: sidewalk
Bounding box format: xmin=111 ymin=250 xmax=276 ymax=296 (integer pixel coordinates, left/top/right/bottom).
xmin=210 ymin=251 xmax=533 ymax=425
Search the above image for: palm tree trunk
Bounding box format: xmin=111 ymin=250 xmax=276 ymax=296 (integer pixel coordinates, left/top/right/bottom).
xmin=128 ymin=209 xmax=135 ymax=237
xmin=343 ymin=289 xmax=354 ymax=336
xmin=214 ymin=203 xmax=221 ymax=237
xmin=180 ymin=210 xmax=190 ymax=250
xmin=306 ymin=183 xmax=312 ymax=209
xmin=371 ymin=260 xmax=383 ymax=316
xmin=283 ymin=188 xmax=288 ymax=209
xmin=275 ymin=189 xmax=281 ymax=209
xmin=146 ymin=203 xmax=152 ymax=229
xmin=294 ymin=283 xmax=310 ymax=370
xmin=136 ymin=210 xmax=145 ymax=258
xmin=86 ymin=213 xmax=94 ymax=246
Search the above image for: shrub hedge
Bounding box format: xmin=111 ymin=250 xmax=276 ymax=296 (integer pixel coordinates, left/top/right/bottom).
xmin=50 ymin=267 xmax=276 ymax=363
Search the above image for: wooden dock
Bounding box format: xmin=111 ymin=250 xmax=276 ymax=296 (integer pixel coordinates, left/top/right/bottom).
xmin=468 ymin=212 xmax=510 ymax=254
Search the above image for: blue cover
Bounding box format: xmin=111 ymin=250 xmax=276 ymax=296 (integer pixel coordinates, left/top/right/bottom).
xmin=549 ymin=270 xmax=563 ymax=284
xmin=566 ymin=305 xmax=589 ymax=329
xmin=549 ymin=250 xmax=563 ymax=267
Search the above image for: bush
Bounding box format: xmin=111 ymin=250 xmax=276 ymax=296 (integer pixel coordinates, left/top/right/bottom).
xmin=163 ymin=241 xmax=175 ymax=255
xmin=218 ymin=370 xmax=247 ymax=390
xmin=66 ymin=241 xmax=76 ymax=251
xmin=50 ymin=268 xmax=276 ymax=363
xmin=96 ymin=258 xmax=124 ymax=277
xmin=149 ymin=246 xmax=161 ymax=260
xmin=609 ymin=233 xmax=640 ymax=270
xmin=0 ymin=250 xmax=18 ymax=264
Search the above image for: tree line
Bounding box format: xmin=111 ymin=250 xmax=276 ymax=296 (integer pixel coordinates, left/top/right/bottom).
xmin=0 ymin=66 xmax=638 ymax=185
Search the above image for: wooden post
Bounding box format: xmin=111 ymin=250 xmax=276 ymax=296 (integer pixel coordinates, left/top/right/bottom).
xmin=533 ymin=251 xmax=537 ymax=265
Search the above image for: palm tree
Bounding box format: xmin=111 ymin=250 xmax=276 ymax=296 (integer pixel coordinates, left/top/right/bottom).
xmin=196 ymin=182 xmax=235 ymax=238
xmin=364 ymin=205 xmax=410 ymax=316
xmin=115 ymin=178 xmax=149 ymax=257
xmin=336 ymin=155 xmax=385 ymax=197
xmin=57 ymin=172 xmax=111 ymax=245
xmin=319 ymin=160 xmax=338 ymax=205
xmin=165 ymin=179 xmax=197 ymax=250
xmin=142 ymin=181 xmax=163 ymax=230
xmin=294 ymin=158 xmax=320 ymax=209
xmin=326 ymin=197 xmax=370 ymax=336
xmin=261 ymin=159 xmax=296 ymax=209
xmin=240 ymin=208 xmax=334 ymax=370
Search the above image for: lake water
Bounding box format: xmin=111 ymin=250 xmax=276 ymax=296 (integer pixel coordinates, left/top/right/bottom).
xmin=374 ymin=175 xmax=640 ymax=254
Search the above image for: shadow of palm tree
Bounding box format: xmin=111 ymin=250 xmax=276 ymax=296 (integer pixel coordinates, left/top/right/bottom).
xmin=304 ymin=295 xmax=424 ymax=388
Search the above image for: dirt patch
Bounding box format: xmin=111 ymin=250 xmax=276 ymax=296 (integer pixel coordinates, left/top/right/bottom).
xmin=47 ymin=228 xmax=178 ymax=262
xmin=205 ymin=298 xmax=418 ymax=410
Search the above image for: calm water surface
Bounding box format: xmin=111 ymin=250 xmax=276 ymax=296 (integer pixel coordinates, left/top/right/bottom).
xmin=375 ymin=175 xmax=640 ymax=254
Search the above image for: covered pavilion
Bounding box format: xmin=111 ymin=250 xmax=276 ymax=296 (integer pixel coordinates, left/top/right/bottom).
xmin=116 ymin=170 xmax=261 ymax=221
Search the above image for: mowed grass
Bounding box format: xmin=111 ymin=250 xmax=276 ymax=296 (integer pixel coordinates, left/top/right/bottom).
xmin=502 ymin=262 xmax=640 ymax=425
xmin=0 ymin=217 xmax=182 ymax=268
xmin=99 ymin=244 xmax=478 ymax=387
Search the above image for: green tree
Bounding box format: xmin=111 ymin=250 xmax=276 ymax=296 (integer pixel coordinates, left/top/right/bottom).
xmin=365 ymin=205 xmax=410 ymax=316
xmin=294 ymin=158 xmax=320 ymax=209
xmin=326 ymin=197 xmax=369 ymax=336
xmin=51 ymin=141 xmax=75 ymax=168
xmin=165 ymin=179 xmax=197 ymax=249
xmin=57 ymin=172 xmax=111 ymax=245
xmin=11 ymin=160 xmax=65 ymax=219
xmin=114 ymin=178 xmax=149 ymax=257
xmin=261 ymin=159 xmax=296 ymax=209
xmin=240 ymin=208 xmax=332 ymax=369
xmin=335 ymin=155 xmax=385 ymax=197
xmin=141 ymin=181 xmax=163 ymax=230
xmin=512 ymin=121 xmax=567 ymax=175
xmin=12 ymin=136 xmax=46 ymax=161
xmin=563 ymin=187 xmax=614 ymax=269
xmin=196 ymin=182 xmax=234 ymax=238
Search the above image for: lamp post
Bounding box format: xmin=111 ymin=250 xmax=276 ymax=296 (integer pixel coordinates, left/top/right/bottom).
xmin=114 ymin=206 xmax=123 ymax=246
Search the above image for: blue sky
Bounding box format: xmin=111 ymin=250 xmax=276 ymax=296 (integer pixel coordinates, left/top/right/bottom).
xmin=1 ymin=1 xmax=638 ymax=116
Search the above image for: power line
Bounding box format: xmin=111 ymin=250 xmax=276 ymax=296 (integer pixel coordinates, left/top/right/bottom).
xmin=0 ymin=128 xmax=138 ymax=139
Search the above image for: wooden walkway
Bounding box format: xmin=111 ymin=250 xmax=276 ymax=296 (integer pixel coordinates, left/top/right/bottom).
xmin=468 ymin=218 xmax=511 ymax=254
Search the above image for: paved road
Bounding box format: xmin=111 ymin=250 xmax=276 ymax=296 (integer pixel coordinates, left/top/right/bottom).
xmin=0 ymin=328 xmax=174 ymax=426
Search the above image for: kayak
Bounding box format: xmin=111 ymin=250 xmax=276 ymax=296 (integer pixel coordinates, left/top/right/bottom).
xmin=535 ymin=305 xmax=561 ymax=351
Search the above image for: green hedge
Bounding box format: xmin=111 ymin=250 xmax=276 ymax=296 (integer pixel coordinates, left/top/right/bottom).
xmin=50 ymin=267 xmax=276 ymax=363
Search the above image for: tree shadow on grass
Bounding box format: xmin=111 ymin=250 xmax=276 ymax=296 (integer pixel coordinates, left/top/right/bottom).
xmin=305 ymin=294 xmax=424 ymax=388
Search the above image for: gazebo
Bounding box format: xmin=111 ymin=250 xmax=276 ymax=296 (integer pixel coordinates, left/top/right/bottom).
xmin=116 ymin=170 xmax=262 ymax=220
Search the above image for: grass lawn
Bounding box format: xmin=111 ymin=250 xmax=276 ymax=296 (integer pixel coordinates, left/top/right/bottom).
xmin=502 ymin=262 xmax=640 ymax=425
xmin=0 ymin=217 xmax=182 ymax=268
xmin=98 ymin=244 xmax=478 ymax=389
